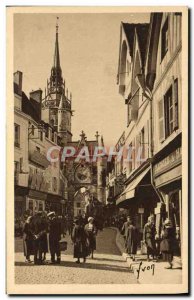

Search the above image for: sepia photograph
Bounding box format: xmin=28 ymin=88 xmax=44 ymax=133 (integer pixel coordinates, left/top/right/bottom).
xmin=6 ymin=6 xmax=188 ymax=294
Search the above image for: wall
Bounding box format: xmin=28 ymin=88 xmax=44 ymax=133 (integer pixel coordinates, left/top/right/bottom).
xmin=152 ymin=13 xmax=182 ymax=154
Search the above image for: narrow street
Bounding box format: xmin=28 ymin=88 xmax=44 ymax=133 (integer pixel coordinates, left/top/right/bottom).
xmin=15 ymin=228 xmax=137 ymax=284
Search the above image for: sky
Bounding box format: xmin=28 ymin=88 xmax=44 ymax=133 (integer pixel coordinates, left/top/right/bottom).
xmin=14 ymin=12 xmax=150 ymax=147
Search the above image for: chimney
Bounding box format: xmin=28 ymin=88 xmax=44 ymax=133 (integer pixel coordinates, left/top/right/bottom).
xmin=13 ymin=71 xmax=23 ymax=96
xmin=29 ymin=89 xmax=43 ymax=103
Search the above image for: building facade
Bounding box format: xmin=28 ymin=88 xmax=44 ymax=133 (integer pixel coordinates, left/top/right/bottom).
xmin=14 ymin=70 xmax=67 ymax=219
xmin=146 ymin=12 xmax=182 ymax=255
xmin=113 ymin=21 xmax=160 ymax=234
xmin=65 ymin=131 xmax=107 ymax=218
xmin=107 ymin=13 xmax=182 ymax=256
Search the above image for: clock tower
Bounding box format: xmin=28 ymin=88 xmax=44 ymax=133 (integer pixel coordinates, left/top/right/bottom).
xmin=41 ymin=20 xmax=73 ymax=144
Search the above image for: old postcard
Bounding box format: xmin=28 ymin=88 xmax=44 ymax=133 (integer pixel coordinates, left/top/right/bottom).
xmin=7 ymin=6 xmax=188 ymax=294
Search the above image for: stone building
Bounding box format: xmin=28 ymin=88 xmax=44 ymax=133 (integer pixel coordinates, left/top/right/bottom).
xmin=107 ymin=13 xmax=183 ymax=256
xmin=113 ymin=21 xmax=160 ymax=234
xmin=14 ymin=71 xmax=67 ymax=218
xmin=65 ymin=130 xmax=107 ymax=218
xmin=41 ymin=22 xmax=73 ymax=146
xmin=146 ymin=12 xmax=182 ymax=256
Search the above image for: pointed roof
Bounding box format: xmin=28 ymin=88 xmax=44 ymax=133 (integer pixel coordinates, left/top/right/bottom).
xmin=135 ymin=24 xmax=150 ymax=68
xmin=122 ymin=23 xmax=149 ymax=62
xmin=53 ymin=22 xmax=61 ymax=70
xmin=122 ymin=23 xmax=137 ymax=56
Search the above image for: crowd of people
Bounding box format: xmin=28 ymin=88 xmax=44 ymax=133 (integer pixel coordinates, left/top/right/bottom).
xmin=20 ymin=208 xmax=176 ymax=269
xmin=21 ymin=211 xmax=98 ymax=265
xmin=120 ymin=215 xmax=176 ymax=269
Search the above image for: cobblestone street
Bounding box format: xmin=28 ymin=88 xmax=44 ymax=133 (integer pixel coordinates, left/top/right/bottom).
xmin=15 ymin=228 xmax=137 ymax=284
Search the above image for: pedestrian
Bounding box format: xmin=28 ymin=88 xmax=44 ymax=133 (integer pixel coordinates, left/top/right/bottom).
xmin=61 ymin=215 xmax=66 ymax=237
xmin=121 ymin=216 xmax=131 ymax=241
xmin=67 ymin=216 xmax=73 ymax=236
xmin=47 ymin=212 xmax=62 ymax=264
xmin=80 ymin=212 xmax=87 ymax=227
xmin=32 ymin=211 xmax=47 ymax=265
xmin=41 ymin=211 xmax=49 ymax=262
xmin=160 ymin=218 xmax=175 ymax=269
xmin=71 ymin=218 xmax=87 ymax=264
xmin=85 ymin=217 xmax=97 ymax=259
xmin=125 ymin=218 xmax=138 ymax=261
xmin=23 ymin=216 xmax=34 ymax=263
xmin=143 ymin=215 xmax=157 ymax=261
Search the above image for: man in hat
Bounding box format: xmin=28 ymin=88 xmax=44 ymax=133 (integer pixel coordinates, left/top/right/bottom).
xmin=47 ymin=212 xmax=62 ymax=264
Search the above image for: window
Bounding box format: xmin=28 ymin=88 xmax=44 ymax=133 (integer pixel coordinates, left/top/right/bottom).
xmin=128 ymin=142 xmax=132 ymax=173
xmin=51 ymin=131 xmax=54 ymax=142
xmin=132 ymin=139 xmax=136 ymax=170
xmin=14 ymin=161 xmax=19 ymax=185
xmin=19 ymin=157 xmax=23 ymax=172
xmin=36 ymin=146 xmax=40 ymax=152
xmin=14 ymin=123 xmax=20 ymax=147
xmin=158 ymin=99 xmax=165 ymax=142
xmin=45 ymin=128 xmax=49 ymax=138
xmin=39 ymin=201 xmax=43 ymax=211
xmin=77 ymin=203 xmax=81 ymax=208
xmin=140 ymin=127 xmax=145 ymax=162
xmin=161 ymin=17 xmax=169 ymax=60
xmin=174 ymin=79 xmax=179 ymax=130
xmin=28 ymin=200 xmax=33 ymax=211
xmin=164 ymin=86 xmax=174 ymax=137
xmin=52 ymin=177 xmax=57 ymax=192
xmin=158 ymin=79 xmax=179 ymax=142
xmin=31 ymin=125 xmax=35 ymax=135
xmin=39 ymin=130 xmax=43 ymax=141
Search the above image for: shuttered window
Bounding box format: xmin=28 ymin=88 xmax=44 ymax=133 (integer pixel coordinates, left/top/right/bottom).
xmin=164 ymin=86 xmax=174 ymax=137
xmin=132 ymin=139 xmax=136 ymax=170
xmin=158 ymin=99 xmax=165 ymax=142
xmin=173 ymin=78 xmax=179 ymax=130
xmin=136 ymin=135 xmax=140 ymax=168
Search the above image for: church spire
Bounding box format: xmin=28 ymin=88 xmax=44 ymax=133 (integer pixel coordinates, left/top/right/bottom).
xmin=49 ymin=17 xmax=63 ymax=93
xmin=53 ymin=17 xmax=60 ymax=69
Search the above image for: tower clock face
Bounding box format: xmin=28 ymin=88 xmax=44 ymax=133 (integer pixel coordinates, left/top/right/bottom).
xmin=75 ymin=164 xmax=91 ymax=183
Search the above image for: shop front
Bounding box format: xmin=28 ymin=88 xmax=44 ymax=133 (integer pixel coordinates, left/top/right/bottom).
xmin=46 ymin=193 xmax=63 ymax=215
xmin=153 ymin=145 xmax=182 ymax=256
xmin=26 ymin=189 xmax=47 ymax=214
xmin=116 ymin=164 xmax=160 ymax=235
xmin=14 ymin=186 xmax=28 ymax=218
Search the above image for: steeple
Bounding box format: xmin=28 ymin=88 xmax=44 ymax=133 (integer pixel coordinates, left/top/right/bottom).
xmin=53 ymin=18 xmax=60 ymax=70
xmin=49 ymin=17 xmax=63 ymax=92
xmin=42 ymin=18 xmax=73 ymax=144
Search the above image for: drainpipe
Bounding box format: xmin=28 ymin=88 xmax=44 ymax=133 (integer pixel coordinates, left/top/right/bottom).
xmin=136 ymin=74 xmax=164 ymax=203
xmin=143 ymin=89 xmax=164 ymax=203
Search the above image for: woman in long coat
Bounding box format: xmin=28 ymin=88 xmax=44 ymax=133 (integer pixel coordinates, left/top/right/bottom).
xmin=143 ymin=216 xmax=157 ymax=261
xmin=84 ymin=217 xmax=97 ymax=259
xmin=71 ymin=219 xmax=87 ymax=263
xmin=125 ymin=219 xmax=138 ymax=261
xmin=160 ymin=219 xmax=175 ymax=269
xmin=23 ymin=216 xmax=34 ymax=263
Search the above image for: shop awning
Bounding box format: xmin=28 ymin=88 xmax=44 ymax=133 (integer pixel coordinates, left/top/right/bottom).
xmin=116 ymin=167 xmax=150 ymax=206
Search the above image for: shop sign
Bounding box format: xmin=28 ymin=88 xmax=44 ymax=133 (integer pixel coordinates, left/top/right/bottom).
xmin=115 ymin=131 xmax=125 ymax=151
xmin=29 ymin=190 xmax=47 ymax=200
xmin=29 ymin=150 xmax=50 ymax=168
xmin=153 ymin=147 xmax=182 ymax=176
